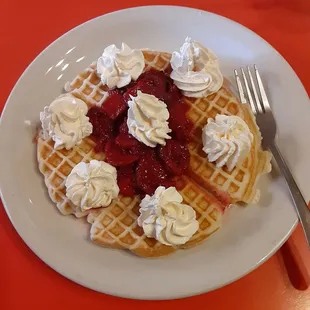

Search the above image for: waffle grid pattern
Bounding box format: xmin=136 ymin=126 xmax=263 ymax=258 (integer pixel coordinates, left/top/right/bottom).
xmin=143 ymin=50 xmax=172 ymax=71
xmin=185 ymin=89 xmax=255 ymax=203
xmin=90 ymin=175 xmax=222 ymax=256
xmin=64 ymin=61 xmax=109 ymax=107
xmin=37 ymin=134 xmax=106 ymax=217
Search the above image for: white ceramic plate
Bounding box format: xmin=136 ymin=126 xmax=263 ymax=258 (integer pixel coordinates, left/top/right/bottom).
xmin=0 ymin=6 xmax=309 ymax=300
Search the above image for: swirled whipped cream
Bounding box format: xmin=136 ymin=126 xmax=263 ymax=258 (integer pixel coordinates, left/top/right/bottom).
xmin=137 ymin=186 xmax=199 ymax=246
xmin=65 ymin=160 xmax=119 ymax=211
xmin=40 ymin=94 xmax=92 ymax=150
xmin=97 ymin=43 xmax=145 ymax=89
xmin=202 ymin=115 xmax=253 ymax=171
xmin=127 ymin=91 xmax=171 ymax=147
xmin=170 ymin=37 xmax=223 ymax=97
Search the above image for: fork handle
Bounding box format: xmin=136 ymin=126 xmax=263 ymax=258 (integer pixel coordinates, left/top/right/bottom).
xmin=269 ymin=142 xmax=310 ymax=247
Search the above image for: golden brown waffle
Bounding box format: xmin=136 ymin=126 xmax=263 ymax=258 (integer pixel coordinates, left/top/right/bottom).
xmin=90 ymin=176 xmax=223 ymax=257
xmin=37 ymin=132 xmax=106 ymax=218
xmin=64 ymin=61 xmax=109 ymax=108
xmin=37 ymin=133 xmax=222 ymax=257
xmin=185 ymin=90 xmax=272 ymax=203
xmin=37 ymin=50 xmax=270 ymax=257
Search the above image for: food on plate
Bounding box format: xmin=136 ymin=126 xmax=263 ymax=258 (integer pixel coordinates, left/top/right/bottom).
xmin=37 ymin=39 xmax=271 ymax=257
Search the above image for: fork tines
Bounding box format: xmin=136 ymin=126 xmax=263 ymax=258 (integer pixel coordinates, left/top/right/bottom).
xmin=234 ymin=65 xmax=270 ymax=115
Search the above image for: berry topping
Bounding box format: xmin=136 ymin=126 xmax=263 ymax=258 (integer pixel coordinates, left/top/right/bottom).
xmin=119 ymin=117 xmax=129 ymax=134
xmin=168 ymin=101 xmax=193 ymax=141
xmin=87 ymin=107 xmax=114 ymax=152
xmin=89 ymin=67 xmax=194 ymax=196
xmin=115 ymin=132 xmax=140 ymax=149
xmin=159 ymin=140 xmax=190 ymax=176
xmin=124 ymin=69 xmax=170 ymax=103
xmin=138 ymin=69 xmax=167 ymax=101
xmin=166 ymin=84 xmax=183 ymax=105
xmin=105 ymin=139 xmax=139 ymax=166
xmin=117 ymin=165 xmax=136 ymax=197
xmin=136 ymin=156 xmax=168 ymax=195
xmin=102 ymin=91 xmax=127 ymax=120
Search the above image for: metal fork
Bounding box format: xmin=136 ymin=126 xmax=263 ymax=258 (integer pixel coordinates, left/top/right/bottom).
xmin=234 ymin=65 xmax=310 ymax=246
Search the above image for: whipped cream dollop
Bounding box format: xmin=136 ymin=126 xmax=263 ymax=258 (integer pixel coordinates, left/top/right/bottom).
xmin=202 ymin=115 xmax=253 ymax=171
xmin=65 ymin=160 xmax=119 ymax=211
xmin=127 ymin=91 xmax=171 ymax=147
xmin=137 ymin=186 xmax=199 ymax=246
xmin=97 ymin=43 xmax=145 ymax=89
xmin=40 ymin=94 xmax=93 ymax=150
xmin=170 ymin=37 xmax=223 ymax=97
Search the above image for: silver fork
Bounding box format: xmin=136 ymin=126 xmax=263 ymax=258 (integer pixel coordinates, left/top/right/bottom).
xmin=234 ymin=65 xmax=310 ymax=246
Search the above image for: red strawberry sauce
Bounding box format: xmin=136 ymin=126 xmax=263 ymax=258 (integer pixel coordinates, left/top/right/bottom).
xmin=87 ymin=67 xmax=193 ymax=197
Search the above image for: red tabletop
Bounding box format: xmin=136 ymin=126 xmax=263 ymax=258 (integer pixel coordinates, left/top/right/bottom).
xmin=1 ymin=0 xmax=310 ymax=309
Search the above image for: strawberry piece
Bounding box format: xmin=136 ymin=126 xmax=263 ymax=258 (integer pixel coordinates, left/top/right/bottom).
xmin=159 ymin=140 xmax=190 ymax=176
xmin=136 ymin=156 xmax=168 ymax=195
xmin=119 ymin=117 xmax=129 ymax=134
xmin=168 ymin=101 xmax=193 ymax=142
xmin=124 ymin=69 xmax=169 ymax=102
xmin=139 ymin=69 xmax=167 ymax=101
xmin=166 ymin=83 xmax=183 ymax=105
xmin=102 ymin=91 xmax=127 ymax=120
xmin=116 ymin=117 xmax=154 ymax=158
xmin=87 ymin=107 xmax=114 ymax=152
xmin=115 ymin=132 xmax=140 ymax=149
xmin=124 ymin=81 xmax=154 ymax=102
xmin=105 ymin=139 xmax=139 ymax=166
xmin=127 ymin=143 xmax=150 ymax=160
xmin=117 ymin=165 xmax=136 ymax=197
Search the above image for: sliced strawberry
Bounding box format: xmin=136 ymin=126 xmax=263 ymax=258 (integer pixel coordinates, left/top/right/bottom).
xmin=168 ymin=101 xmax=193 ymax=142
xmin=116 ymin=118 xmax=155 ymax=158
xmin=123 ymin=81 xmax=153 ymax=102
xmin=94 ymin=139 xmax=107 ymax=153
xmin=139 ymin=70 xmax=167 ymax=101
xmin=166 ymin=83 xmax=183 ymax=105
xmin=136 ymin=156 xmax=168 ymax=195
xmin=159 ymin=140 xmax=190 ymax=176
xmin=119 ymin=117 xmax=129 ymax=134
xmin=105 ymin=139 xmax=139 ymax=166
xmin=124 ymin=69 xmax=169 ymax=102
xmin=173 ymin=119 xmax=193 ymax=142
xmin=102 ymin=91 xmax=127 ymax=120
xmin=117 ymin=165 xmax=136 ymax=197
xmin=115 ymin=132 xmax=140 ymax=149
xmin=87 ymin=107 xmax=114 ymax=152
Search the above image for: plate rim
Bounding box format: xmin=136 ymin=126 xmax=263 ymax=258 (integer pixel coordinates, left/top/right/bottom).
xmin=0 ymin=5 xmax=304 ymax=300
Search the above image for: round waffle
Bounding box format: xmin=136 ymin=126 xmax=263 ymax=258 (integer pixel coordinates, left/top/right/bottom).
xmin=36 ymin=50 xmax=271 ymax=257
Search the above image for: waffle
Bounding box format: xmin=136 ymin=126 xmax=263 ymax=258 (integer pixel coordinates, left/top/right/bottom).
xmin=89 ymin=175 xmax=222 ymax=257
xmin=37 ymin=132 xmax=106 ymax=218
xmin=185 ymin=90 xmax=272 ymax=203
xmin=37 ymin=50 xmax=270 ymax=257
xmin=37 ymin=132 xmax=223 ymax=257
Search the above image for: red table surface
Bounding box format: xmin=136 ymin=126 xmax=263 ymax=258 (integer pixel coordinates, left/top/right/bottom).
xmin=1 ymin=0 xmax=310 ymax=309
